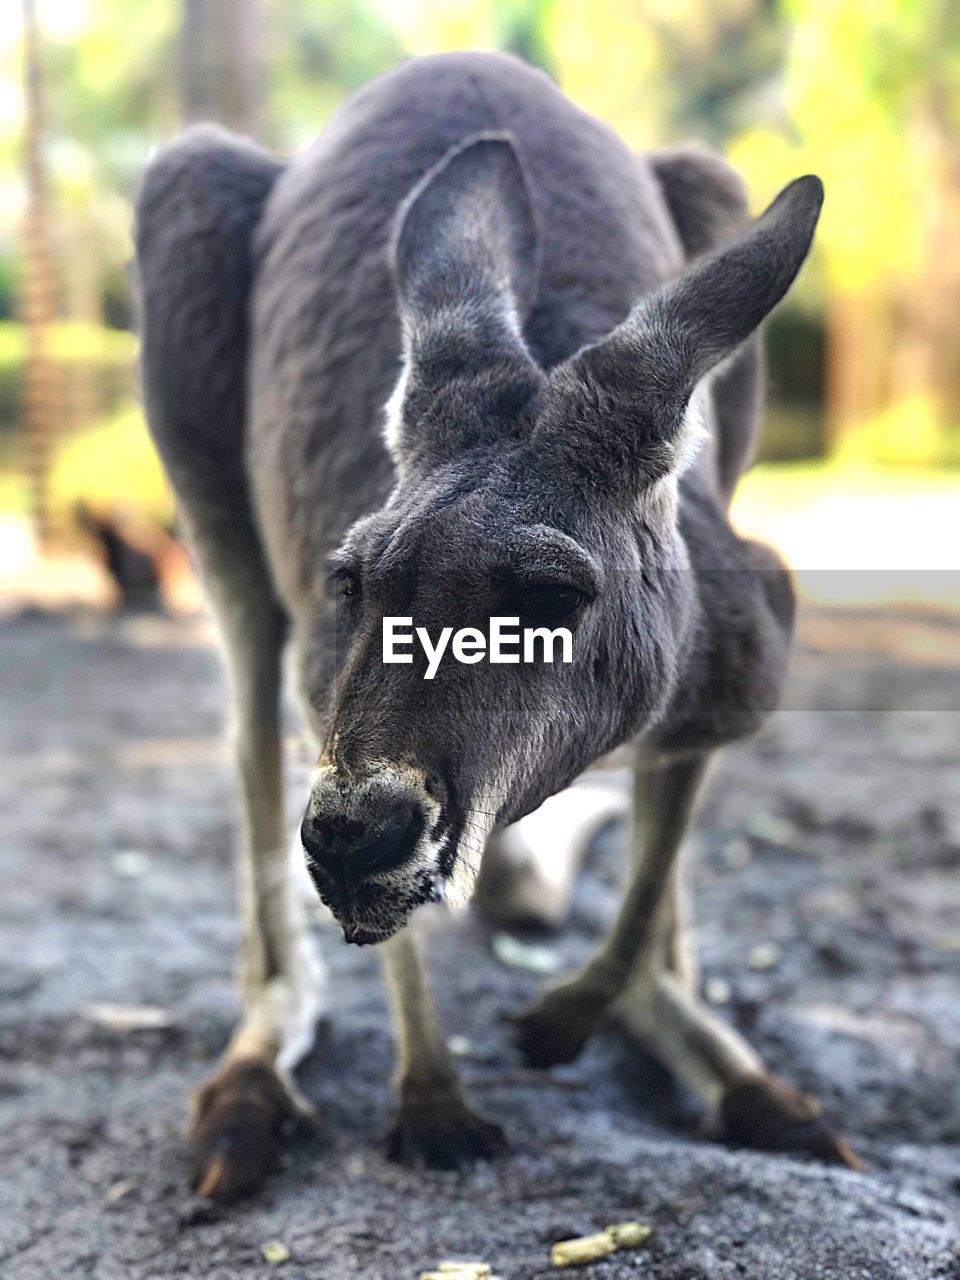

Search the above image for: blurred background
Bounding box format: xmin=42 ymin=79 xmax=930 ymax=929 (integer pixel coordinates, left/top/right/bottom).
xmin=2 ymin=10 xmax=959 ymax=1270
xmin=0 ymin=0 xmax=958 ymax=610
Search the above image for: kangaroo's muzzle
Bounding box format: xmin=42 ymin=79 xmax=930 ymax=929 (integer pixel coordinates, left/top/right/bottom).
xmin=301 ymin=767 xmax=440 ymax=943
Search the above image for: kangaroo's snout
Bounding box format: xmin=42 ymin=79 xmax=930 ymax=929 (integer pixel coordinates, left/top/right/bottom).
xmin=301 ymin=768 xmax=439 ymax=943
xmin=301 ymin=791 xmax=424 ymax=886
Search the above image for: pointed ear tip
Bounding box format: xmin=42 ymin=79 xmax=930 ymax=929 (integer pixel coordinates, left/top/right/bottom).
xmin=760 ymin=174 xmax=823 ymax=241
xmin=798 ymin=173 xmax=825 ymax=200
xmin=789 ymin=174 xmax=825 ymax=214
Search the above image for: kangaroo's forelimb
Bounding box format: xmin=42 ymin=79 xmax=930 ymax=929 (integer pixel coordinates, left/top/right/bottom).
xmin=381 ymin=927 xmax=505 ymax=1167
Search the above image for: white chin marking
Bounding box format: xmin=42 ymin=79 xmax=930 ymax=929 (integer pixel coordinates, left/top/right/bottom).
xmin=444 ymin=856 xmax=475 ymax=912
xmin=445 ymin=785 xmax=502 ymax=910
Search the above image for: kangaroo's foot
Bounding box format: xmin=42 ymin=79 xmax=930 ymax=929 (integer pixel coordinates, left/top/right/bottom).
xmin=386 ymin=1087 xmax=507 ymax=1170
xmin=615 ymin=968 xmax=861 ymax=1169
xmin=719 ymin=1075 xmax=861 ymax=1168
xmin=513 ymin=977 xmax=609 ymax=1068
xmin=188 ymin=950 xmax=325 ymax=1201
xmin=188 ymin=1056 xmax=301 ymax=1202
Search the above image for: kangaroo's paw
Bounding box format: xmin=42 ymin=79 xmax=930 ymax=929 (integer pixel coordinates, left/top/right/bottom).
xmin=386 ymin=1093 xmax=507 ymax=1170
xmin=514 ymin=982 xmax=607 ymax=1068
xmin=719 ymin=1075 xmax=862 ymax=1169
xmin=188 ymin=1057 xmax=298 ymax=1202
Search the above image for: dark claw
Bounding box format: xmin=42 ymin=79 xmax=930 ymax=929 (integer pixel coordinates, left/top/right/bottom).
xmin=189 ymin=1058 xmax=294 ymax=1202
xmin=386 ymin=1097 xmax=507 ymax=1169
xmin=720 ymin=1075 xmax=862 ymax=1170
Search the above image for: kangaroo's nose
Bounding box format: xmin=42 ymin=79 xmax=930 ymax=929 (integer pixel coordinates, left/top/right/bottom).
xmin=301 ymin=792 xmax=424 ymax=887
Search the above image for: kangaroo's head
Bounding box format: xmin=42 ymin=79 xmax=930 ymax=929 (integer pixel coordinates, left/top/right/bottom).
xmin=300 ymin=135 xmax=822 ymax=943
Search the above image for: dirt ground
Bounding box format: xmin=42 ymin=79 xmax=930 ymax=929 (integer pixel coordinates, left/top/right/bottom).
xmin=1 ymin=601 xmax=959 ymax=1279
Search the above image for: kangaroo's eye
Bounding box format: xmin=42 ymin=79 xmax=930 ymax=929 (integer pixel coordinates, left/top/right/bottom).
xmin=329 ymin=566 xmax=362 ymax=603
xmin=512 ymin=582 xmax=587 ymax=624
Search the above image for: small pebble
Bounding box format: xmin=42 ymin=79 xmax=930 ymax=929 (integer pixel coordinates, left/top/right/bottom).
xmin=83 ymin=1003 xmax=174 ymax=1032
xmin=105 ymin=1178 xmax=137 ymax=1203
xmin=748 ymin=942 xmax=783 ymax=971
xmin=420 ymin=1263 xmax=492 ymax=1279
xmin=112 ymin=849 xmax=151 ymax=878
xmin=491 ymin=933 xmax=561 ymax=974
xmin=724 ymin=837 xmax=752 ymax=869
xmin=744 ymin=813 xmax=798 ymax=846
xmin=261 ymin=1241 xmax=290 ymax=1265
xmin=705 ymin=976 xmax=732 ymax=1005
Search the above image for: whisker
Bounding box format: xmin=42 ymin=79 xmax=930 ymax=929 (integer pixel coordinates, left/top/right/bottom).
xmin=460 ymin=806 xmax=501 ymax=820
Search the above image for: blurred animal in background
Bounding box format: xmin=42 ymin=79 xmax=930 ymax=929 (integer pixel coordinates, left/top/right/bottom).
xmin=74 ymin=500 xmax=179 ymax=612
xmin=135 ymin=50 xmax=854 ymax=1203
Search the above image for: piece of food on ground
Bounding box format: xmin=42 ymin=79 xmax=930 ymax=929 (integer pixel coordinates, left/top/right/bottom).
xmin=260 ymin=1241 xmax=291 ymax=1264
xmin=551 ymin=1222 xmax=652 ymax=1267
xmin=419 ymin=1264 xmax=492 ymax=1280
xmin=551 ymin=1232 xmax=618 ymax=1267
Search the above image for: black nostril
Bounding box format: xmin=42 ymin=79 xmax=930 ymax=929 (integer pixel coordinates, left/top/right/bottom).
xmin=300 ymin=813 xmax=327 ymax=863
xmin=353 ymin=800 xmax=423 ymax=878
xmin=301 ymin=798 xmax=424 ymax=887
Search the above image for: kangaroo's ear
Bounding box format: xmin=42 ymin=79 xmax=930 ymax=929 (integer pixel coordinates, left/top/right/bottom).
xmin=387 ymin=134 xmax=544 ymax=468
xmin=539 ymin=175 xmax=824 ymax=485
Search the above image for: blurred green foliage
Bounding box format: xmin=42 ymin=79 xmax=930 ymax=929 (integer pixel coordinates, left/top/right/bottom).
xmin=0 ymin=319 xmax=135 ymax=444
xmin=2 ymin=0 xmax=958 ymax=529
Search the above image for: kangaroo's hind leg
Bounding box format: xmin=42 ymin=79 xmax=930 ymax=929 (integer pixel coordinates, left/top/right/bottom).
xmin=514 ymin=753 xmax=710 ymax=1067
xmin=135 ymin=128 xmax=324 ymax=1201
xmin=613 ymin=836 xmax=859 ymax=1167
xmin=513 ymin=745 xmax=858 ymax=1167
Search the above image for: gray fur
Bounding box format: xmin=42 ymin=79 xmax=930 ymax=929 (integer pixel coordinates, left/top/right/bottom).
xmin=134 ymin=51 xmax=825 ymax=1173
xmin=134 ymin=44 xmax=822 ymax=960
xmin=649 ymin=143 xmax=749 ymax=260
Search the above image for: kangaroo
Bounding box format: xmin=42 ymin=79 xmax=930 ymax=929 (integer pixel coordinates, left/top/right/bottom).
xmin=135 ymin=50 xmax=855 ymax=1202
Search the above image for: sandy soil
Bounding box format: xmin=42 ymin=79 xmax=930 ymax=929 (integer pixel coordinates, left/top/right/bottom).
xmin=1 ymin=603 xmax=958 ymax=1279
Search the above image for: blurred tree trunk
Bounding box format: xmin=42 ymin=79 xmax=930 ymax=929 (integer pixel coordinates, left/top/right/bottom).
xmin=63 ymin=207 xmax=104 ymax=435
xmin=181 ymin=0 xmax=263 ymax=138
xmin=225 ymin=0 xmax=264 ymax=138
xmin=826 ymin=138 xmax=960 ymax=467
xmin=20 ymin=0 xmax=62 ymax=548
xmin=888 ymin=101 xmax=960 ymax=461
xmin=824 ymin=291 xmax=877 ymax=450
xmin=182 ymin=0 xmax=222 ymax=124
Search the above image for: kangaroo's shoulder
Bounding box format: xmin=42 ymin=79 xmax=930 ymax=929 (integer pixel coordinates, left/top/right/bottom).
xmin=648 ymin=143 xmax=750 ymax=261
xmin=652 ymin=478 xmax=795 ymax=753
